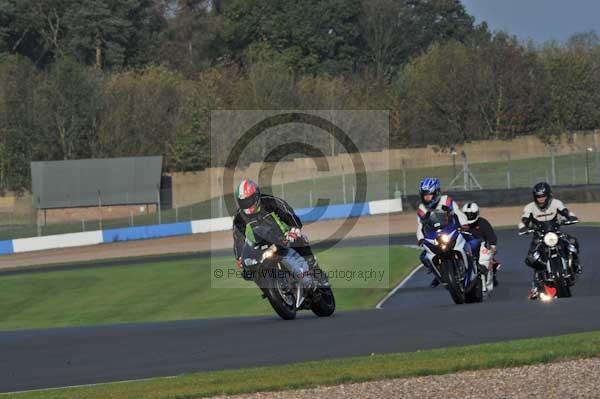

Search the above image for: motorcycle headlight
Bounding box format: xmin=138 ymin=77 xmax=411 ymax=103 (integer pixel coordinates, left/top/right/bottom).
xmin=543 ymin=232 xmax=559 ymax=248
xmin=261 ymin=244 xmax=277 ymax=262
xmin=435 ymin=234 xmax=452 ymax=252
xmin=244 ymin=258 xmax=258 ymax=266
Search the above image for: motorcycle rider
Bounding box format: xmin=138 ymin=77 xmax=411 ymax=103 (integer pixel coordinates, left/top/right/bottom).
xmin=462 ymin=202 xmax=501 ymax=287
xmin=519 ymin=182 xmax=581 ymax=300
xmin=416 ymin=177 xmax=470 ymax=288
xmin=232 ymin=179 xmax=328 ymax=287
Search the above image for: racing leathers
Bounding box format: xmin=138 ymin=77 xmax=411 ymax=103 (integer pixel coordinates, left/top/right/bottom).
xmin=417 ymin=195 xmax=471 ymax=286
xmin=465 ymin=216 xmax=501 ymax=286
xmin=233 ymin=194 xmax=327 ymax=286
xmin=519 ymin=198 xmax=581 ymax=279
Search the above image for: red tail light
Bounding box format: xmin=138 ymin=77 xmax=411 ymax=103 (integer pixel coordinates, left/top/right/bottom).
xmin=544 ymin=285 xmax=557 ymax=298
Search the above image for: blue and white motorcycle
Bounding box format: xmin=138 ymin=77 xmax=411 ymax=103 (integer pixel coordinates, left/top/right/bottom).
xmin=422 ymin=210 xmax=487 ymax=304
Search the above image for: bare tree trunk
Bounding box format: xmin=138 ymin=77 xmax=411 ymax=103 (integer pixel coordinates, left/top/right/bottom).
xmin=188 ymin=40 xmax=194 ymax=67
xmin=95 ymin=32 xmax=102 ymax=69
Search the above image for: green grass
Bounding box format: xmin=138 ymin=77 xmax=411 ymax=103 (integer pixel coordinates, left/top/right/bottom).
xmin=2 ymin=151 xmax=598 ymax=241
xmin=5 ymin=331 xmax=600 ymax=399
xmin=0 ymin=246 xmax=418 ymax=331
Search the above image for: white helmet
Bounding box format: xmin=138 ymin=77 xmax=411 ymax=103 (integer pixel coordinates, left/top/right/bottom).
xmin=462 ymin=202 xmax=480 ymax=224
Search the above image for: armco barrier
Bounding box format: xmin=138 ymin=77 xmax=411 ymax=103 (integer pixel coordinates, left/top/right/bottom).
xmin=296 ymin=202 xmax=370 ymax=223
xmin=368 ymin=198 xmax=404 ymax=215
xmin=12 ymin=231 xmax=104 ymax=253
xmin=102 ymin=222 xmax=192 ymax=243
xmin=0 ymin=240 xmax=14 ymax=255
xmin=191 ymin=217 xmax=233 ymax=234
xmin=0 ymin=198 xmax=403 ymax=256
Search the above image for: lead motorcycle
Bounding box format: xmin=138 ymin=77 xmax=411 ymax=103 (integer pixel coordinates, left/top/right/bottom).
xmin=422 ymin=210 xmax=488 ymax=304
xmin=519 ymin=217 xmax=579 ymax=300
xmin=241 ymin=225 xmax=335 ymax=320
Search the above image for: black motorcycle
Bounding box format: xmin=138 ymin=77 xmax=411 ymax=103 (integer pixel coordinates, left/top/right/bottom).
xmin=241 ymin=225 xmax=335 ymax=320
xmin=520 ymin=217 xmax=579 ymax=300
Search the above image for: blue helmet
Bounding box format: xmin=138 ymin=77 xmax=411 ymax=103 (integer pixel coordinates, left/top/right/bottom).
xmin=419 ymin=177 xmax=441 ymax=209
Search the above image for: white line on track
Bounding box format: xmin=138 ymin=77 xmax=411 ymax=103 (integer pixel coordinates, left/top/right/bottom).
xmin=375 ymin=263 xmax=423 ymax=309
xmin=2 ymin=375 xmax=180 ymax=395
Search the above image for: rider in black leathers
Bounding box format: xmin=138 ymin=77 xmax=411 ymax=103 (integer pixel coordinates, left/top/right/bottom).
xmin=232 ymin=179 xmax=328 ymax=286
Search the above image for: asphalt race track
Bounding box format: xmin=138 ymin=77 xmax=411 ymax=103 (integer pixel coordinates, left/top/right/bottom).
xmin=1 ymin=226 xmax=599 ymax=393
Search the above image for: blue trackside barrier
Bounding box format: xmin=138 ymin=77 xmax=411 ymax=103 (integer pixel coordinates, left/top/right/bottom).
xmin=1 ymin=199 xmax=402 ymax=255
xmin=296 ymin=202 xmax=369 ymax=223
xmin=0 ymin=239 xmax=14 ymax=255
xmin=102 ymin=221 xmax=193 ymax=243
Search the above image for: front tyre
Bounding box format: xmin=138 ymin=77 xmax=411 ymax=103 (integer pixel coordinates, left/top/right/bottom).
xmin=311 ymin=287 xmax=336 ymax=317
xmin=264 ymin=286 xmax=297 ymax=320
xmin=551 ymin=257 xmax=571 ymax=298
xmin=259 ymin=273 xmax=297 ymax=320
xmin=442 ymin=259 xmax=466 ymax=305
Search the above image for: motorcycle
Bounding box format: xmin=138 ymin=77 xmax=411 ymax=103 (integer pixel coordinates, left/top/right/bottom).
xmin=422 ymin=210 xmax=487 ymax=304
xmin=478 ymin=243 xmax=496 ymax=295
xmin=519 ymin=217 xmax=579 ymax=301
xmin=241 ymin=225 xmax=336 ymax=320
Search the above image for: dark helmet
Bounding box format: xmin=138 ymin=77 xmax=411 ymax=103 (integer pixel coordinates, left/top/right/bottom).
xmin=532 ymin=182 xmax=552 ymax=210
xmin=419 ymin=177 xmax=441 ymax=209
xmin=236 ymin=179 xmax=261 ymax=215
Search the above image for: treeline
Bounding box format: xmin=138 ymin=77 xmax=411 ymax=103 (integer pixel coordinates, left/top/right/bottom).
xmin=1 ymin=0 xmax=600 ymax=192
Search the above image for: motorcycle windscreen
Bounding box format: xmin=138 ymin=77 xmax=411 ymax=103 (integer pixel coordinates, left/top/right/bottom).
xmin=424 ymin=210 xmax=458 ymax=239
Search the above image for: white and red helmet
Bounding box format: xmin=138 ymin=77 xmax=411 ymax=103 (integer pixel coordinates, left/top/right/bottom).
xmin=236 ymin=179 xmax=261 ymax=215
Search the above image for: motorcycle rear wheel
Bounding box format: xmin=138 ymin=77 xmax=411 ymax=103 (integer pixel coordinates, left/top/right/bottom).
xmin=465 ymin=275 xmax=483 ymax=303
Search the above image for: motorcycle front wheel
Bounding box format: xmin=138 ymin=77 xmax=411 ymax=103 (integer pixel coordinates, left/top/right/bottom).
xmin=311 ymin=287 xmax=336 ymax=317
xmin=260 ymin=272 xmax=297 ymax=320
xmin=551 ymin=257 xmax=572 ymax=298
xmin=442 ymin=258 xmax=466 ymax=305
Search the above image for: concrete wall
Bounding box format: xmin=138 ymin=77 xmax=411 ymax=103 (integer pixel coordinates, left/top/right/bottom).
xmin=170 ymin=131 xmax=600 ymax=207
xmin=41 ymin=204 xmax=157 ymax=224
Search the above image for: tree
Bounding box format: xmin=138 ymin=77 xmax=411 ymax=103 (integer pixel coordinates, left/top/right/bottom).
xmin=402 ymin=0 xmax=477 ymax=58
xmin=472 ymin=32 xmax=546 ymax=139
xmin=400 ymin=41 xmax=480 ymax=146
xmin=157 ymin=0 xmax=219 ymax=76
xmin=566 ymin=30 xmax=600 ymax=51
xmin=359 ymin=0 xmax=407 ymax=79
xmin=167 ymin=105 xmax=210 ymax=172
xmin=97 ymin=65 xmax=185 ymax=160
xmin=221 ymin=0 xmax=362 ymax=74
xmin=540 ymin=40 xmax=600 ymax=135
xmin=0 ymin=0 xmax=71 ymax=67
xmin=0 ymin=56 xmax=42 ymax=191
xmin=1 ymin=0 xmax=164 ymax=69
xmin=35 ymin=57 xmax=103 ymax=160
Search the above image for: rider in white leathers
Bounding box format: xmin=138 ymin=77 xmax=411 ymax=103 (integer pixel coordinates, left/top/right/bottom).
xmin=519 ymin=182 xmax=581 ymax=299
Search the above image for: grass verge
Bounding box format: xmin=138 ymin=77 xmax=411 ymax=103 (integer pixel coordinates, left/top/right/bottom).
xmin=0 ymin=246 xmax=418 ymax=331
xmin=5 ymin=330 xmax=600 ymax=399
